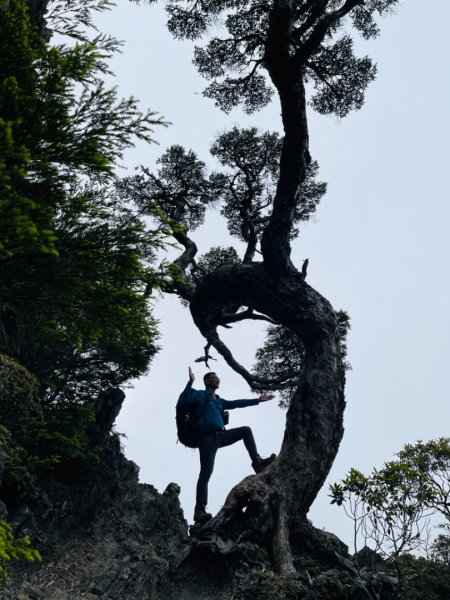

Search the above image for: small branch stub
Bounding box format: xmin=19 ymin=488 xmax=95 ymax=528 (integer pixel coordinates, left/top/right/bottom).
xmin=194 ymin=343 xmax=217 ymax=368
xmin=301 ymin=258 xmax=309 ymax=280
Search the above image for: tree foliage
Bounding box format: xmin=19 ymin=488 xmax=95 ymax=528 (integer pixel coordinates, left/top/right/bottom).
xmin=397 ymin=439 xmax=450 ymax=521
xmin=253 ymin=309 xmax=350 ymax=406
xmin=2 ymin=187 xmax=164 ymax=406
xmin=0 ymin=0 xmax=168 ymax=472
xmin=122 ymin=145 xmax=215 ymax=231
xmin=0 ymin=519 xmax=41 ymax=578
xmin=161 ymin=0 xmax=396 ymax=115
xmin=331 ymin=439 xmax=450 ymax=582
xmin=0 ymin=0 xmax=162 ymax=259
xmin=431 ymin=526 xmax=450 ymax=567
xmin=330 ymin=463 xmax=431 ymax=567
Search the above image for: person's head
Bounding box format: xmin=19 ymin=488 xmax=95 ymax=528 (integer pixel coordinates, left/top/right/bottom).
xmin=204 ymin=372 xmax=220 ymax=390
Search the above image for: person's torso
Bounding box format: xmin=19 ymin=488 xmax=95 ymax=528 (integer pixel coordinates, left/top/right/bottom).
xmin=195 ymin=390 xmax=224 ymax=432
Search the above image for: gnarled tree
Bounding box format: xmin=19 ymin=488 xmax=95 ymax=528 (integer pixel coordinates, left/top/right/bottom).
xmin=127 ymin=0 xmax=398 ymax=575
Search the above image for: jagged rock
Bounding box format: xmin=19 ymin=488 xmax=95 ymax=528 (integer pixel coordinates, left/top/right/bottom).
xmin=349 ymin=579 xmax=373 ymax=599
xmin=310 ymin=572 xmax=346 ymax=599
xmin=370 ymin=572 xmax=398 ymax=597
xmin=11 ymin=505 xmax=37 ymax=538
xmin=0 ymin=426 xmax=190 ymax=600
xmin=354 ymin=545 xmax=384 ymax=570
xmin=88 ymin=389 xmax=125 ymax=444
xmin=0 ymin=384 xmax=440 ymax=600
xmin=321 ymin=529 xmax=349 ymax=556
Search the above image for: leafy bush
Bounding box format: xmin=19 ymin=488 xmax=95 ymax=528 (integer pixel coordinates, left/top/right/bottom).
xmin=0 ymin=355 xmax=97 ymax=477
xmin=0 ymin=519 xmax=41 ymax=578
xmin=0 ymin=354 xmax=42 ymax=443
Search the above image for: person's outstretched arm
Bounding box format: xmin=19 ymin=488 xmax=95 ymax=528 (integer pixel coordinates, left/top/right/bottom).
xmin=221 ymin=393 xmax=274 ymax=410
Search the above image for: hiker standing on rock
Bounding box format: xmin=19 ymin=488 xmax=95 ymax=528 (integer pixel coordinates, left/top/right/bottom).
xmin=181 ymin=367 xmax=276 ymax=525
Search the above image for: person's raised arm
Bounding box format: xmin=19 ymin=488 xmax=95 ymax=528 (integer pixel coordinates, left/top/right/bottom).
xmin=179 ymin=367 xmax=196 ymax=402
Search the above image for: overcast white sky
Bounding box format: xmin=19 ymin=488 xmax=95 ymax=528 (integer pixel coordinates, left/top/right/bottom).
xmin=92 ymin=0 xmax=450 ymax=547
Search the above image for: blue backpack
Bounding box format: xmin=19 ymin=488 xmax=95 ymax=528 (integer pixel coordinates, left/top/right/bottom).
xmin=176 ymin=389 xmax=210 ymax=448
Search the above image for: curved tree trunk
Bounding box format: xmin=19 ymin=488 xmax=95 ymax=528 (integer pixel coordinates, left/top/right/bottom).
xmin=182 ymin=5 xmax=351 ymax=569
xmin=139 ymin=0 xmax=386 ymax=577
xmin=188 ymin=263 xmax=346 ymax=572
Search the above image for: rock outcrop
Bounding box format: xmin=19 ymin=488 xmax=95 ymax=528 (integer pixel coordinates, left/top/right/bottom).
xmin=2 ymin=432 xmax=189 ymax=600
xmin=1 ymin=381 xmax=449 ymax=599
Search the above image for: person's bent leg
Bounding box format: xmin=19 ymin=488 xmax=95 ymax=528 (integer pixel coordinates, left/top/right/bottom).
xmin=220 ymin=426 xmax=258 ymax=461
xmin=220 ymin=427 xmax=276 ymax=473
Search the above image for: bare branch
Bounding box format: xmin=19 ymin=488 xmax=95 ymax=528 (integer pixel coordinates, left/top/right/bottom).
xmin=204 ymin=326 xmax=299 ymax=390
xmin=172 ymin=230 xmax=198 ymax=272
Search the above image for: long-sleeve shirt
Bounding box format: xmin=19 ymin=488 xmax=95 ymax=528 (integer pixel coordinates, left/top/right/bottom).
xmin=180 ymin=380 xmax=259 ymax=433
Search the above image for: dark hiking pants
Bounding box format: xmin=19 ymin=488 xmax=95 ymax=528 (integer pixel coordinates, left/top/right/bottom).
xmin=196 ymin=426 xmax=258 ymax=505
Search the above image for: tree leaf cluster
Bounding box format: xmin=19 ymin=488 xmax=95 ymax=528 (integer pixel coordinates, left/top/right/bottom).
xmin=252 ymin=310 xmax=349 ymax=406
xmin=127 ymin=127 xmax=326 ymax=269
xmin=160 ymin=0 xmax=398 ymax=116
xmin=0 ymin=519 xmax=41 ymax=579
xmin=2 ymin=186 xmax=164 ymax=406
xmin=331 ymin=439 xmax=450 ymax=573
xmin=123 ymin=145 xmax=215 ymax=231
xmin=190 ymin=246 xmax=241 ymax=286
xmin=0 ymin=0 xmax=163 ymax=259
xmin=46 ymin=0 xmax=116 ymax=42
xmin=252 ymin=325 xmax=303 ymax=407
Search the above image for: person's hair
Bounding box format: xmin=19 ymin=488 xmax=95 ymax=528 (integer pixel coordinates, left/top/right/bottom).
xmin=203 ymin=372 xmax=216 ymax=384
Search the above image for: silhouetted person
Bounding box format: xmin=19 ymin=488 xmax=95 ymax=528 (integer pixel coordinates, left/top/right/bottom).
xmin=183 ymin=367 xmax=276 ymax=525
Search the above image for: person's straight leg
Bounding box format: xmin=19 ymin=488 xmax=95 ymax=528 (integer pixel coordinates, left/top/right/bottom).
xmin=196 ymin=433 xmax=219 ymax=504
xmin=219 ymin=426 xmax=258 ymax=461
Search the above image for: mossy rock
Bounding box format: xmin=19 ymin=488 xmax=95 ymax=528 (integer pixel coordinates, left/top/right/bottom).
xmin=0 ymin=354 xmax=42 ymax=441
xmin=304 ymin=575 xmax=348 ymax=600
xmin=241 ymin=570 xmax=306 ymax=600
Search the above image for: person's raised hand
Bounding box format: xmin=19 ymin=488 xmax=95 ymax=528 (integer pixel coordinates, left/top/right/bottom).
xmin=189 ymin=366 xmax=195 ymax=382
xmin=259 ymin=393 xmax=274 ymax=402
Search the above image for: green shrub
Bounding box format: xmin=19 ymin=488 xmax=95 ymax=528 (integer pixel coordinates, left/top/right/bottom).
xmin=0 ymin=519 xmax=41 ymax=578
xmin=27 ymin=404 xmax=98 ymax=474
xmin=0 ymin=354 xmax=42 ymax=443
xmin=0 ymin=355 xmax=97 ymax=477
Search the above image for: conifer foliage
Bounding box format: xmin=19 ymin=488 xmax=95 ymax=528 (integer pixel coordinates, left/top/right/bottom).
xmin=0 ymin=1 xmax=166 ymax=470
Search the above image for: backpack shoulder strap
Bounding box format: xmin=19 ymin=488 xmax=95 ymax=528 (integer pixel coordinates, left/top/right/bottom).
xmin=196 ymin=390 xmax=211 ymax=423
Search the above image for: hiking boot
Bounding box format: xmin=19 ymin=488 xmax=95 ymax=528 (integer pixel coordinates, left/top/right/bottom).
xmin=252 ymin=453 xmax=276 ymax=473
xmin=193 ymin=503 xmax=212 ymax=525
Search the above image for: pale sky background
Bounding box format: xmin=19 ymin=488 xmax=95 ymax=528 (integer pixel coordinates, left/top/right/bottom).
xmin=90 ymin=0 xmax=449 ymax=549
